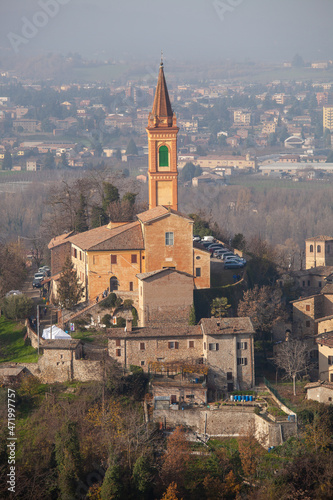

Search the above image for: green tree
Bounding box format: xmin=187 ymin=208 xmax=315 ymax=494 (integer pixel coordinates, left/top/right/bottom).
xmin=100 ymin=457 xmax=124 ymax=500
xmin=2 ymin=151 xmax=12 ymax=170
xmin=91 ymin=205 xmax=108 ymax=228
xmin=189 ymin=305 xmax=196 ymax=325
xmin=57 ymin=257 xmax=84 ymax=310
xmin=122 ymin=192 xmax=137 ymax=206
xmin=1 ymin=294 xmax=33 ymax=321
xmin=132 ymin=455 xmax=154 ymax=498
xmin=189 ymin=213 xmax=212 ymax=238
xmin=211 ymin=297 xmax=231 ymax=318
xmin=74 ymin=194 xmax=88 ymax=233
xmin=126 ymin=138 xmax=138 ymax=155
xmin=115 ymin=148 xmax=122 ymax=161
xmin=44 ymin=150 xmax=55 ymax=169
xmin=231 ymin=233 xmax=246 ymax=251
xmin=292 ymin=53 xmax=304 ymax=67
xmin=55 ymin=420 xmax=82 ymax=500
xmin=102 ymin=182 xmax=119 ymax=211
xmin=60 ymin=152 xmax=69 ymax=168
xmin=179 ymin=162 xmax=202 ymax=182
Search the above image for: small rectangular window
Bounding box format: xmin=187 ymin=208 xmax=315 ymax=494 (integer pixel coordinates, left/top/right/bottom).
xmin=140 ymin=342 xmax=145 ymax=351
xmin=204 ymin=342 xmax=206 ymax=350
xmin=129 ymin=282 xmax=133 ymax=291
xmin=189 ymin=341 xmax=194 ymax=348
xmin=93 ymin=255 xmax=98 ymax=265
xmin=111 ymin=255 xmax=117 ymax=264
xmin=168 ymin=341 xmax=179 ymax=349
xmin=195 ymin=267 xmax=201 ymax=277
xmin=73 ymin=248 xmax=77 ymax=258
xmin=306 ymin=305 xmax=310 ymax=311
xmin=116 ymin=339 xmax=121 ymax=347
xmin=79 ymin=251 xmax=82 ymax=260
xmin=209 ymin=343 xmax=219 ymax=351
xmin=116 ymin=349 xmax=121 ymax=357
xmin=237 ymin=358 xmax=248 ymax=366
xmin=319 ymin=281 xmax=322 ymax=288
xmin=328 ymin=356 xmax=333 ymax=365
xmin=165 ymin=232 xmax=174 ymax=246
xmin=131 ymin=254 xmax=137 ymax=264
xmin=302 ymin=281 xmax=305 ymax=287
xmin=227 ymin=372 xmax=232 ymax=380
xmin=141 ymin=360 xmax=145 ymax=366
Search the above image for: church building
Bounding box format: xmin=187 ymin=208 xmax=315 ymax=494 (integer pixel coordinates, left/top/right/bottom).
xmin=48 ymin=61 xmax=211 ymax=312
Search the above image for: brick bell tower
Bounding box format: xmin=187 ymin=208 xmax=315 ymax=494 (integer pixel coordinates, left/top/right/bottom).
xmin=147 ymin=59 xmax=179 ymax=211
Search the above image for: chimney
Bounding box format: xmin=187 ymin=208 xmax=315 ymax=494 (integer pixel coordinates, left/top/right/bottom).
xmin=126 ymin=318 xmax=133 ymax=333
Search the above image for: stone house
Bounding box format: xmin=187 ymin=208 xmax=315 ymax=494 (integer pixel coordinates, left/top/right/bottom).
xmin=108 ymin=316 xmax=255 ymax=397
xmin=305 ymin=380 xmax=333 ymax=403
xmin=292 ymin=283 xmax=333 ymax=338
xmin=305 ymin=236 xmax=333 ymax=269
xmin=316 ymin=332 xmax=333 ymax=382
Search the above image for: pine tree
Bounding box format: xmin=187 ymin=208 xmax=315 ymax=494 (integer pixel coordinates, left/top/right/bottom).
xmin=126 ymin=138 xmax=138 ymax=155
xmin=91 ymin=205 xmax=107 ymax=228
xmin=100 ymin=457 xmax=123 ymax=500
xmin=61 ymin=152 xmax=69 ymax=168
xmin=57 ymin=257 xmax=84 ymax=310
xmin=211 ymin=297 xmax=231 ymax=318
xmin=44 ymin=150 xmax=56 ymax=169
xmin=55 ymin=421 xmax=82 ymax=500
xmin=102 ymin=182 xmax=119 ymax=212
xmin=2 ymin=151 xmax=12 ymax=170
xmin=74 ymin=194 xmax=88 ymax=233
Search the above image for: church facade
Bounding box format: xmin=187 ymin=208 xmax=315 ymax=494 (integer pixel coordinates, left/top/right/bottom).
xmin=48 ymin=62 xmax=211 ymax=307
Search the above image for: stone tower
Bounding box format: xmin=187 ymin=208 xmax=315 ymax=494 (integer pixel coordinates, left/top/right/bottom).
xmin=146 ymin=61 xmax=179 ymax=211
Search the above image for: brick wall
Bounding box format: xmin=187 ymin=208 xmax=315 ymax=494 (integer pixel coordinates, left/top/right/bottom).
xmin=50 ymin=242 xmax=71 ymax=276
xmin=138 ymin=270 xmax=194 ymax=327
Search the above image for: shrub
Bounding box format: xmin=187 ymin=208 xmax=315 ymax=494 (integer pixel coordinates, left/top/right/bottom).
xmin=117 ymin=317 xmax=126 ymax=327
xmin=132 ymin=307 xmax=138 ymax=327
xmin=1 ymin=294 xmax=34 ymax=320
xmin=254 ymin=407 xmax=261 ymax=415
xmin=100 ymin=293 xmax=117 ymax=309
xmin=102 ymin=314 xmax=112 ymax=328
xmin=123 ymin=299 xmax=134 ymax=310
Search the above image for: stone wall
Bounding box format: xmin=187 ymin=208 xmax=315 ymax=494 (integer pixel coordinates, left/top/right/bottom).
xmin=153 ymin=407 xmax=297 ymax=448
xmin=51 ymin=241 xmax=71 ymax=276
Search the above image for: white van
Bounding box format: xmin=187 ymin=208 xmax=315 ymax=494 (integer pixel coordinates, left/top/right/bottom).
xmin=202 ymin=235 xmax=215 ymax=242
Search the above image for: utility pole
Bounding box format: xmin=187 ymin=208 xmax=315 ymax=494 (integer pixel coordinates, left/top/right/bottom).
xmin=37 ymin=305 xmax=40 ymax=355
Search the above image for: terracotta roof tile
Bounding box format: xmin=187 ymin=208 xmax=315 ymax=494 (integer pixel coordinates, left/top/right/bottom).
xmin=48 ymin=231 xmax=74 ymax=249
xmin=200 ymin=317 xmax=255 ymax=336
xmin=136 ymin=206 xmax=193 ymax=223
xmin=137 ymin=268 xmax=194 ymax=281
xmin=108 ymin=324 xmax=201 ymax=339
xmin=316 ymin=332 xmax=333 ymax=348
xmin=305 ymin=235 xmax=333 ymax=242
xmin=69 ymin=221 xmax=144 ymax=251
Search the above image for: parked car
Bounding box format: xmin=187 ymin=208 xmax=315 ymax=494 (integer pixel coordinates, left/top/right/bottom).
xmin=214 ymin=249 xmax=230 ymax=257
xmin=34 ymin=272 xmax=45 ymax=280
xmin=32 ymin=277 xmax=43 ymax=288
xmin=39 ymin=266 xmax=51 ymax=277
xmin=193 ymin=235 xmax=201 ymax=242
xmin=224 ymin=260 xmax=245 ymax=269
xmin=207 ymin=243 xmax=224 ymax=250
xmin=221 ymin=252 xmax=236 ymax=260
xmin=202 ymin=235 xmax=215 ymax=243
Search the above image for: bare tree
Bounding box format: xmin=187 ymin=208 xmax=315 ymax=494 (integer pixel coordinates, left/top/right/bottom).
xmin=274 ymin=340 xmax=308 ymax=395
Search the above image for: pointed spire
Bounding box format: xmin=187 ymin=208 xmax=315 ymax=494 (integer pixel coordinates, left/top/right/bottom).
xmin=151 ymin=60 xmax=173 ymax=119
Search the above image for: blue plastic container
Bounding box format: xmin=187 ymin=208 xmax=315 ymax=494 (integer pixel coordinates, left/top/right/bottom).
xmin=246 ymin=395 xmax=249 ymax=402
xmin=249 ymin=395 xmax=253 ymax=402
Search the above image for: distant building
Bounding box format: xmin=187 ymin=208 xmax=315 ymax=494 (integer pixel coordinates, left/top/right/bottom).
xmin=323 ymin=106 xmax=333 ymax=132
xmin=305 ymin=236 xmax=333 ymax=269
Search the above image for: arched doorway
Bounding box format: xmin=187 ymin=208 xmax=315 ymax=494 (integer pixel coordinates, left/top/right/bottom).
xmin=110 ymin=276 xmax=119 ymax=291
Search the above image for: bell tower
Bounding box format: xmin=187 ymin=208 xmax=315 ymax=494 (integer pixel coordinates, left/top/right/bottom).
xmin=147 ymin=60 xmax=179 ymax=211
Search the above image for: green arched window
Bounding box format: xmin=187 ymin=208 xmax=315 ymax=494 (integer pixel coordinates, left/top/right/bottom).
xmin=159 ymin=146 xmax=169 ymax=167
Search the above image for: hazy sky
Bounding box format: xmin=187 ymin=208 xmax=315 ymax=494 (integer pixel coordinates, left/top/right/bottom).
xmin=1 ymin=0 xmax=332 ymax=63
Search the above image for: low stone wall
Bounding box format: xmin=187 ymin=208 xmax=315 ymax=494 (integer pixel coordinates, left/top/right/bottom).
xmin=25 ymin=321 xmax=44 ymax=350
xmin=153 ymin=407 xmax=297 ymax=448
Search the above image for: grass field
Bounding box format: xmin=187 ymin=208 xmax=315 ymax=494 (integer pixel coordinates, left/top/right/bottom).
xmin=228 ymin=176 xmax=333 ymax=191
xmin=0 ymin=317 xmax=39 ymax=364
